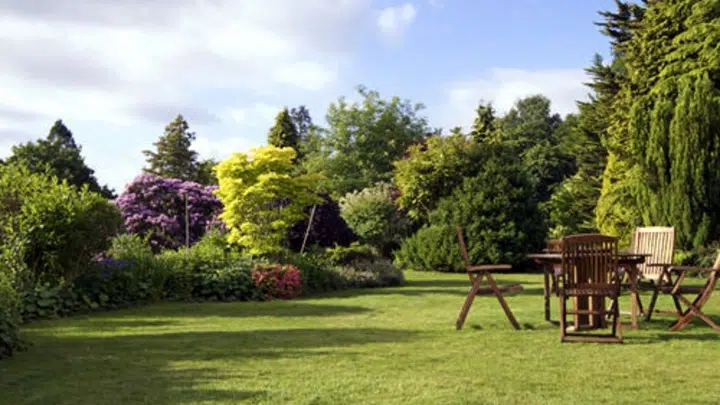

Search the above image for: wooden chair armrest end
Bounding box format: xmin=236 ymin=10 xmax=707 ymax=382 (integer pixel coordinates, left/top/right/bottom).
xmin=467 ymin=264 xmax=512 ymax=272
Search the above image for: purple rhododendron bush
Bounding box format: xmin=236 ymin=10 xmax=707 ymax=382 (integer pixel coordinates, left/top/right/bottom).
xmin=116 ymin=174 xmax=222 ymax=251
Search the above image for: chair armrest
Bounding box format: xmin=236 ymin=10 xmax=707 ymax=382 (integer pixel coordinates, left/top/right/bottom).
xmin=468 ymin=265 xmax=512 ymax=272
xmin=668 ymin=266 xmax=719 ymax=274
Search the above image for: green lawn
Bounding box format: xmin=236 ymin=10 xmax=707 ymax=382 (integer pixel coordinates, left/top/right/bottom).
xmin=1 ymin=271 xmax=719 ymax=405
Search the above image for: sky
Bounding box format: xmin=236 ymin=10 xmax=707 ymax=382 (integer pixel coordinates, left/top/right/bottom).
xmin=0 ymin=0 xmax=617 ymax=193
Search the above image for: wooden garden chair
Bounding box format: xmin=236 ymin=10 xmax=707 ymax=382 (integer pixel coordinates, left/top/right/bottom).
xmin=559 ymin=234 xmax=623 ymax=343
xmin=542 ymin=239 xmax=563 ymax=322
xmin=455 ymin=227 xmax=523 ymax=330
xmin=644 ymin=252 xmax=720 ymax=332
xmin=627 ymin=227 xmax=675 ymax=321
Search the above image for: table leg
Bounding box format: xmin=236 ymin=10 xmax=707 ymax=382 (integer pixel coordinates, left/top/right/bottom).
xmin=543 ymin=267 xmax=551 ymax=322
xmin=629 ymin=265 xmax=640 ymax=330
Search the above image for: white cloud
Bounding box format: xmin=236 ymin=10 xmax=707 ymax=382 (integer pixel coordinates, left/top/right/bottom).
xmin=0 ymin=0 xmax=373 ymax=191
xmin=428 ymin=0 xmax=442 ymax=8
xmin=376 ymin=3 xmax=417 ymax=42
xmin=438 ymin=68 xmax=590 ymax=130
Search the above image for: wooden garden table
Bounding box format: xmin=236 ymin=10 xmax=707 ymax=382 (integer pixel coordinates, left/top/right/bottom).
xmin=528 ymin=252 xmax=649 ymax=330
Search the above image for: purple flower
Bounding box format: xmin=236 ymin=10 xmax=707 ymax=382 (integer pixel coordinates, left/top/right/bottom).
xmin=116 ymin=174 xmax=223 ymax=251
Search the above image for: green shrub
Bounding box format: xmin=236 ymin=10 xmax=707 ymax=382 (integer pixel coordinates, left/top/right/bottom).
xmin=394 ymin=224 xmax=463 ymax=272
xmin=326 ymin=243 xmax=379 ymax=265
xmin=0 ymin=164 xmax=123 ymax=284
xmin=159 ymin=232 xmax=254 ymax=301
xmin=0 ymin=262 xmax=24 ymax=359
xmin=675 ymin=243 xmax=720 ymax=268
xmin=337 ymin=259 xmax=405 ymax=288
xmin=395 ymin=154 xmax=546 ymax=272
xmin=282 ymin=253 xmax=346 ymax=294
xmin=339 ymin=183 xmax=411 ymax=256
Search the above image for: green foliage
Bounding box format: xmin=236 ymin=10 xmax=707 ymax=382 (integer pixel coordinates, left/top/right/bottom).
xmin=195 ymin=158 xmax=219 ymax=186
xmin=396 ymin=151 xmax=545 ymax=272
xmin=470 ymin=101 xmax=498 ymax=143
xmin=394 ymin=134 xmax=486 ymax=222
xmin=546 ymin=171 xmax=600 ymax=238
xmin=280 ymin=253 xmax=347 ymax=294
xmin=6 ymin=119 xmax=115 ymax=198
xmin=303 ymin=86 xmax=432 ymax=198
xmin=0 ymin=164 xmax=123 ymax=284
xmin=394 ymin=224 xmax=462 ymax=272
xmin=143 ymin=114 xmax=201 ymax=182
xmin=215 ymin=146 xmax=324 ymax=256
xmin=497 ymin=95 xmax=575 ymax=202
xmin=675 ymin=242 xmax=720 ymax=268
xmin=599 ymin=0 xmax=720 ymax=248
xmin=335 ymin=259 xmax=405 ymax=289
xmin=325 ymin=243 xmax=379 ymax=266
xmin=0 ymin=258 xmax=24 ymax=359
xmin=339 ymin=183 xmax=410 ymax=256
xmin=267 ymin=108 xmax=301 ymax=155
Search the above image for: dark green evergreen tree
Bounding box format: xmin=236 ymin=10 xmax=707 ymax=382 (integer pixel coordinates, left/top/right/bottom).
xmin=268 ymin=108 xmax=301 ymax=152
xmin=469 ymin=101 xmax=496 ymax=144
xmin=6 ymin=119 xmax=115 ymax=198
xmin=600 ymin=0 xmax=720 ymax=248
xmin=143 ymin=114 xmax=199 ymax=181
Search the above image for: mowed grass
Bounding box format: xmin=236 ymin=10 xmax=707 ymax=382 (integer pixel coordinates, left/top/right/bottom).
xmin=1 ymin=271 xmax=719 ymax=405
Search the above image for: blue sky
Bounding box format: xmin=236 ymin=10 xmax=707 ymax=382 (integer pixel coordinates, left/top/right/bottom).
xmin=0 ymin=0 xmax=617 ymax=192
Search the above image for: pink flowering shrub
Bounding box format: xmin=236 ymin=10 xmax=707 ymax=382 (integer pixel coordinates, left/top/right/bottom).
xmin=115 ymin=174 xmax=222 ymax=251
xmin=251 ymin=264 xmax=302 ymax=300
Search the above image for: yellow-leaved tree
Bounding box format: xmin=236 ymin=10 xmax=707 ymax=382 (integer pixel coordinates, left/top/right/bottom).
xmin=214 ymin=146 xmax=324 ymax=256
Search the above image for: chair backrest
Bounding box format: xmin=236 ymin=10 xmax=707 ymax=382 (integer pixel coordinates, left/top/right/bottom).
xmin=456 ymin=226 xmax=471 ymax=271
xmin=561 ymin=234 xmax=619 ymax=289
xmin=631 ymin=227 xmax=675 ymax=280
xmin=546 ymin=239 xmax=563 ymax=253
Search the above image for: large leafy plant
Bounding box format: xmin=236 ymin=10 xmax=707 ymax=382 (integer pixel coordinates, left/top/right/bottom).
xmin=215 ymin=146 xmax=323 ymax=256
xmin=0 ymin=164 xmax=123 ymax=284
xmin=116 ymin=174 xmax=222 ymax=251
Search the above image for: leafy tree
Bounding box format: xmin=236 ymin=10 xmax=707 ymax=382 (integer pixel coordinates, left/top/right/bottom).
xmin=196 ymin=158 xmax=219 ymax=186
xmin=599 ymin=0 xmax=720 ymax=248
xmin=470 ymin=101 xmax=498 ymax=143
xmin=394 ymin=133 xmax=486 ymax=222
xmin=267 ymin=108 xmax=301 ymax=153
xmin=395 ymin=146 xmax=545 ymax=272
xmin=496 ymin=95 xmax=575 ymax=202
xmin=215 ymin=146 xmax=324 ymax=256
xmin=303 ymin=86 xmax=432 ymax=198
xmin=6 ymin=120 xmax=115 ymax=198
xmin=290 ymin=105 xmax=313 ymax=142
xmin=339 ymin=183 xmax=411 ymax=256
xmin=593 ymin=1 xmax=648 ymax=245
xmin=143 ymin=114 xmax=200 ymax=181
xmin=0 ymin=163 xmax=123 ymax=284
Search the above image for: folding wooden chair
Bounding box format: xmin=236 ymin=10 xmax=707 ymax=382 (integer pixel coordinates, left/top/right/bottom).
xmin=559 ymin=234 xmax=623 ymax=343
xmin=455 ymin=227 xmax=523 ymax=330
xmin=645 ymin=253 xmax=720 ymax=332
xmin=627 ymin=227 xmax=675 ymax=321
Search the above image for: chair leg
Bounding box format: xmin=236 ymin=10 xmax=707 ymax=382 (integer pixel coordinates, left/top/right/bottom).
xmin=456 ymin=277 xmax=481 ymax=330
xmin=543 ymin=270 xmax=551 ymax=322
xmin=613 ymin=296 xmax=623 ymax=342
xmin=645 ymin=288 xmax=659 ymax=322
xmin=485 ymin=273 xmax=521 ymax=330
xmin=670 ymin=293 xmax=720 ymax=332
xmin=559 ymin=293 xmax=567 ymax=342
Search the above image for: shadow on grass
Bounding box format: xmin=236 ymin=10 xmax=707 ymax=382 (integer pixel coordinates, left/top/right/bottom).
xmin=91 ymin=302 xmax=375 ymax=321
xmin=1 ymin=327 xmax=419 ymax=405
